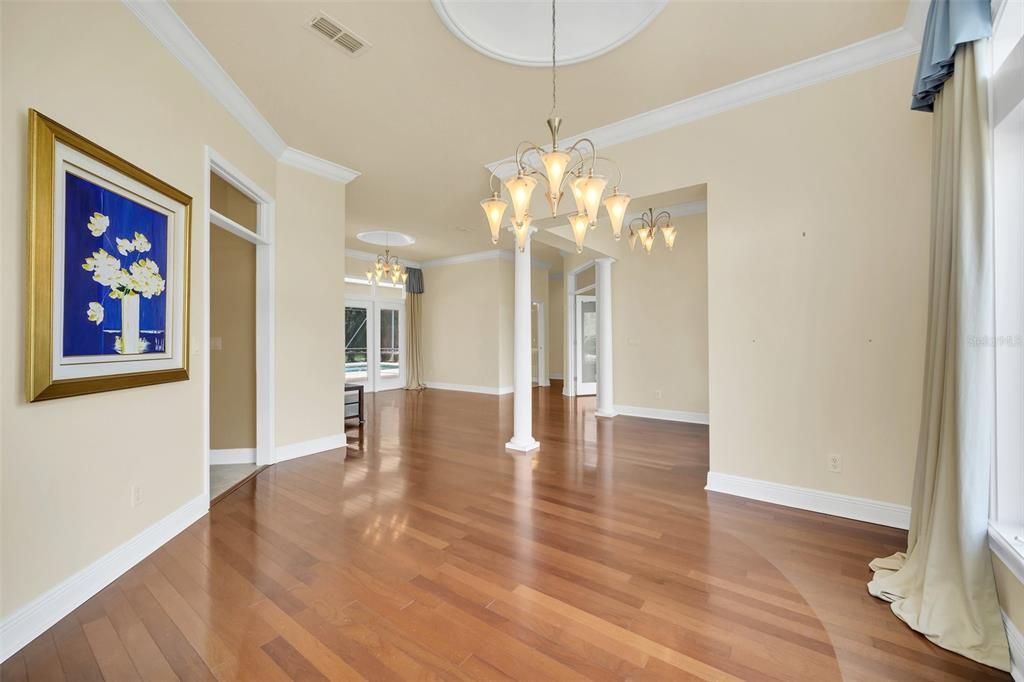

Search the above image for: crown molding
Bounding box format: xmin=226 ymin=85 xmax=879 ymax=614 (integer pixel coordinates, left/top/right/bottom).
xmin=420 ymin=248 xmax=554 ymax=270
xmin=346 ymin=249 xmax=422 ymax=268
xmin=421 ymin=249 xmax=510 ymax=268
xmin=485 ymin=27 xmax=920 ymax=174
xmin=280 ymin=147 xmax=360 ymax=184
xmin=123 ymin=0 xmax=359 ymax=184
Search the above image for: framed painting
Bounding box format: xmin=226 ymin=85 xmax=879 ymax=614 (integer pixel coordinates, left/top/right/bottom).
xmin=26 ymin=110 xmax=192 ymax=401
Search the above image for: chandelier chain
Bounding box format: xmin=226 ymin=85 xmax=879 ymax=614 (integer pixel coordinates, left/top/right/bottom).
xmin=550 ymin=0 xmax=557 ymax=117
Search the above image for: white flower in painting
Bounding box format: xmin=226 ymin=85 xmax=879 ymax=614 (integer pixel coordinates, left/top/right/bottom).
xmin=128 ymin=259 xmax=165 ymax=298
xmin=86 ymin=301 xmax=104 ymax=325
xmin=115 ymin=237 xmax=136 ymax=256
xmin=132 ymin=232 xmax=151 ymax=253
xmin=114 ymin=335 xmax=149 ymax=355
xmin=81 ymin=249 xmax=122 ymax=287
xmin=87 ymin=212 xmax=109 ymax=237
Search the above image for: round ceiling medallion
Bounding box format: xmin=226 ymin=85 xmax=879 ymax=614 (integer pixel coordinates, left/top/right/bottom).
xmin=432 ymin=0 xmax=666 ymax=67
xmin=356 ymin=230 xmax=416 ymax=246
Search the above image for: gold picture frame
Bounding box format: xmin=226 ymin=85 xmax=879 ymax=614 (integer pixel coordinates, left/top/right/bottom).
xmin=26 ymin=110 xmax=192 ymax=401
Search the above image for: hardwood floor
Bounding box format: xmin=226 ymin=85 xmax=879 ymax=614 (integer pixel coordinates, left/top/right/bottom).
xmin=2 ymin=384 xmax=1010 ymax=681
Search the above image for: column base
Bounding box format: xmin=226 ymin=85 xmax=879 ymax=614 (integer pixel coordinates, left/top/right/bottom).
xmin=595 ymin=409 xmax=618 ymax=418
xmin=505 ymin=437 xmax=540 ymax=452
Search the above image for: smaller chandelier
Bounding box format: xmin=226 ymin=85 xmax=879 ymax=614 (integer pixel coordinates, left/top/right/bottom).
xmin=365 ymin=248 xmax=408 ymax=285
xmin=628 ymin=208 xmax=677 ymax=255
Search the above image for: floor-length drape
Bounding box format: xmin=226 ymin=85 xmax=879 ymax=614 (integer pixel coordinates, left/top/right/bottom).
xmin=868 ymin=42 xmax=1010 ymax=671
xmin=406 ymin=292 xmax=426 ymax=390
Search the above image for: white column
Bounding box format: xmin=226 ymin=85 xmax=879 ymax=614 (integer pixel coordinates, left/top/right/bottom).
xmin=507 ymin=229 xmax=540 ymax=451
xmin=595 ymin=257 xmax=616 ymax=417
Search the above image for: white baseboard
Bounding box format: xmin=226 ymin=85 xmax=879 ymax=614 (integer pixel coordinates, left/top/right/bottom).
xmin=275 ymin=433 xmax=346 ymax=463
xmin=0 ymin=493 xmax=208 ymax=663
xmin=705 ymin=471 xmax=910 ymax=529
xmin=209 ymin=447 xmax=256 ymax=465
xmin=424 ymin=381 xmax=514 ymax=395
xmin=1006 ymin=610 xmax=1024 ymax=682
xmin=614 ymin=404 xmax=710 ymax=425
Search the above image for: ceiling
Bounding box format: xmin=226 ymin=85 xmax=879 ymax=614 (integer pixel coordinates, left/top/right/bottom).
xmin=171 ymin=0 xmax=907 ymax=262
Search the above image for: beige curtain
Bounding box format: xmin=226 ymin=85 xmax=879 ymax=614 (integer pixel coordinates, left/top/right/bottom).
xmin=868 ymin=42 xmax=1009 ymax=672
xmin=406 ymin=292 xmax=426 ymax=390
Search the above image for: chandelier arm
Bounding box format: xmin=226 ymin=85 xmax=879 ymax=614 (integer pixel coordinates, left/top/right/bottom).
xmin=515 ymin=141 xmax=547 ymax=172
xmin=487 ymin=159 xmax=521 ymax=193
xmin=592 ymin=155 xmax=624 ymax=188
xmin=654 ymin=211 xmax=672 ymax=226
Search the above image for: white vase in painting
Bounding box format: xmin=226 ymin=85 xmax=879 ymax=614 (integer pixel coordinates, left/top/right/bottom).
xmin=120 ymin=294 xmax=141 ymax=354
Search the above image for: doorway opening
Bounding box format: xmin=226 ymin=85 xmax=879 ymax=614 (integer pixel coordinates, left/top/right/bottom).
xmin=565 ymin=262 xmax=597 ymax=397
xmin=345 ymin=283 xmax=406 ymax=393
xmin=204 ymin=149 xmax=275 ymax=503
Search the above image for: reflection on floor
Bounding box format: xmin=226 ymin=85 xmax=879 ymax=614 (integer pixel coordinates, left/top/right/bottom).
xmin=209 ymin=463 xmax=259 ymax=500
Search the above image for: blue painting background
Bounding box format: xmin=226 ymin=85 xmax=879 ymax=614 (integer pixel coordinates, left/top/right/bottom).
xmin=62 ymin=173 xmax=169 ymax=356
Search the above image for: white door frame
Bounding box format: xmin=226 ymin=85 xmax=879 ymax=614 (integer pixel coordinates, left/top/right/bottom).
xmin=345 ymin=297 xmax=406 ymax=392
xmin=203 ymin=147 xmax=276 ymax=501
xmin=575 ymin=295 xmax=598 ymax=395
xmin=563 ymin=259 xmax=595 ymax=397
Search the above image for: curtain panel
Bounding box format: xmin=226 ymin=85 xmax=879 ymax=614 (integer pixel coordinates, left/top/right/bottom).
xmin=869 ymin=41 xmax=1009 ymax=671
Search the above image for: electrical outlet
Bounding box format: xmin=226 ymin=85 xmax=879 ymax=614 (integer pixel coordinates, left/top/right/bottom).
xmin=827 ymin=454 xmax=842 ymax=473
xmin=130 ymin=485 xmax=142 ymax=507
xmin=654 ymin=390 xmax=662 ymax=399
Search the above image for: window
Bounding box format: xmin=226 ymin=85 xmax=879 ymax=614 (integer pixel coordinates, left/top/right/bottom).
xmin=991 ymin=0 xmax=1024 ymax=561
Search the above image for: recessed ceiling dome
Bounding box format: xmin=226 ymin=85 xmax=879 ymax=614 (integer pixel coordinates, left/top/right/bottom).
xmin=357 ymin=230 xmax=416 ymax=246
xmin=432 ymin=0 xmax=666 ymax=67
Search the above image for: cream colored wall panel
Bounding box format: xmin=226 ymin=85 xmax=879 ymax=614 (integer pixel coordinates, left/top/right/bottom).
xmin=421 ymin=260 xmax=501 ymax=389
xmin=1 ymin=1 xmax=275 ymax=617
xmin=274 ymin=164 xmax=346 ymax=448
xmin=603 ymin=55 xmax=930 ymax=505
xmin=209 ymin=229 xmax=256 ymax=449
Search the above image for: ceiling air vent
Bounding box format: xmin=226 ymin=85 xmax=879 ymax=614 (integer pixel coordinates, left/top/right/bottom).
xmin=307 ymin=12 xmax=370 ymax=56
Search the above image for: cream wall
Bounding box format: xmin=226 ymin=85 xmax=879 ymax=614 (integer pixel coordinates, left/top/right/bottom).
xmin=209 ymin=229 xmax=256 ymax=449
xmin=275 ymin=164 xmax=346 ymax=448
xmin=549 ymin=274 xmax=564 ymax=378
xmin=600 ymin=56 xmax=930 ymax=505
xmin=421 ymin=259 xmax=503 ymax=389
xmin=0 ymin=1 xmax=276 ymax=617
xmin=1 ymin=1 xmax=349 ymax=622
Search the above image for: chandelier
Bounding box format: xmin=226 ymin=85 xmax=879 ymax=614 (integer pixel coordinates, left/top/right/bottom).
xmin=480 ymin=0 xmax=631 ymax=254
xmin=365 ymin=248 xmax=408 ymax=285
xmin=628 ymin=208 xmax=677 ymax=255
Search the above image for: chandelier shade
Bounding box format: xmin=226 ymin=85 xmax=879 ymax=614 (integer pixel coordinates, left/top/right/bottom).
xmin=541 ymin=149 xmax=571 ymax=215
xmin=568 ymin=212 xmax=589 ymax=253
xmin=604 ymin=190 xmax=631 ymax=239
xmin=505 ymin=173 xmax=538 ymax=226
xmin=481 ymin=194 xmax=508 ymax=244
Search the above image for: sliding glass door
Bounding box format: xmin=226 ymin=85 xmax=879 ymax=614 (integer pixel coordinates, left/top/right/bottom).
xmin=345 ymin=299 xmax=404 ymax=392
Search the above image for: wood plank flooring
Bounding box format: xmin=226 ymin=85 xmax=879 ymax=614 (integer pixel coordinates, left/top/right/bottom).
xmin=2 ymin=384 xmax=1011 ymax=680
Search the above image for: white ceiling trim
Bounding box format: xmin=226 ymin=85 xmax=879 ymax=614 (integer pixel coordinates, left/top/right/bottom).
xmin=421 ymin=249 xmax=511 ymax=269
xmin=123 ymin=0 xmax=359 ymax=184
xmin=280 ymin=148 xmax=360 ymax=184
xmin=485 ymin=27 xmax=920 ymax=174
xmin=346 ymin=249 xmax=423 ymax=268
xmin=420 ymin=248 xmax=553 ymax=270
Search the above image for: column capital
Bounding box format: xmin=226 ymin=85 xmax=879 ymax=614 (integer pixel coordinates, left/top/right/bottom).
xmin=595 ymin=256 xmax=616 ymax=265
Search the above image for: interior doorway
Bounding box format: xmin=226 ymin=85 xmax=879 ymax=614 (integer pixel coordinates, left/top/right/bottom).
xmin=204 ymin=149 xmax=275 ymax=503
xmin=575 ymin=294 xmax=598 ymax=395
xmin=345 ymin=297 xmax=406 ymax=393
